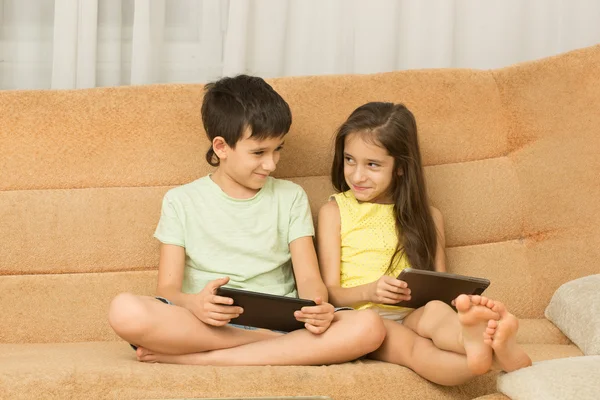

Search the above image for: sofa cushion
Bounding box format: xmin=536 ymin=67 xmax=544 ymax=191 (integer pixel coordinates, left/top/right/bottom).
xmin=497 ymin=356 xmax=600 ymax=400
xmin=0 ymin=342 xmax=491 ymax=400
xmin=545 ymin=274 xmax=600 ymax=355
xmin=515 ymin=318 xmax=570 ymax=345
xmin=0 ymin=342 xmax=581 ymax=400
xmin=0 ymin=264 xmax=571 ymax=345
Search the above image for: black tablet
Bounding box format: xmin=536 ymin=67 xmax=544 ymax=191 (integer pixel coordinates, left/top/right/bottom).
xmin=395 ymin=268 xmax=490 ymax=309
xmin=216 ymin=287 xmax=316 ymax=332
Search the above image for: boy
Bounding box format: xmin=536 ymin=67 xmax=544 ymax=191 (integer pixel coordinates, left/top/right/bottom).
xmin=108 ymin=75 xmax=386 ymax=365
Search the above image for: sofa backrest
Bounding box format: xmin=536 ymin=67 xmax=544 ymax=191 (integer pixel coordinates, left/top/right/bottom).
xmin=1 ymin=45 xmax=599 ymax=344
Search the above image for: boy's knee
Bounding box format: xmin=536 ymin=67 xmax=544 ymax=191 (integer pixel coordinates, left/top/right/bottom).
xmin=108 ymin=292 xmax=148 ymax=337
xmin=354 ymin=309 xmax=387 ymax=350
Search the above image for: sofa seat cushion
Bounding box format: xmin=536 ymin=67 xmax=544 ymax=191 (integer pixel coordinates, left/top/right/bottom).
xmin=473 ymin=395 xmax=511 ymax=400
xmin=516 ymin=318 xmax=571 ymax=345
xmin=0 ymin=341 xmax=582 ymax=400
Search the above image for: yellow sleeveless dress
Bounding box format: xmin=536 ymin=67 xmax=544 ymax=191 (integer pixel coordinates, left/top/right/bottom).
xmin=332 ymin=191 xmax=412 ymax=313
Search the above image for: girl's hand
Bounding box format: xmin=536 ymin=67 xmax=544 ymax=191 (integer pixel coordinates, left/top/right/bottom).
xmin=368 ymin=276 xmax=411 ymax=304
xmin=191 ymin=277 xmax=244 ymax=327
xmin=294 ymin=297 xmax=335 ymax=335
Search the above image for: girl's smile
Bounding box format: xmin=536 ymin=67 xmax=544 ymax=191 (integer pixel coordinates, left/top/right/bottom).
xmin=343 ymin=133 xmax=395 ymax=204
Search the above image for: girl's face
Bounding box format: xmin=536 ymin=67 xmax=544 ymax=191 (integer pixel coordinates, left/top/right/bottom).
xmin=343 ymin=133 xmax=397 ymax=204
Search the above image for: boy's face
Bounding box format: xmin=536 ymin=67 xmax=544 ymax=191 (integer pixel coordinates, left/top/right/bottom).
xmin=217 ymin=129 xmax=286 ymax=194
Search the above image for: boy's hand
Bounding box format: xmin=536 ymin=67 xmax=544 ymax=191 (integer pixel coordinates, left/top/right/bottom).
xmin=294 ymin=297 xmax=335 ymax=335
xmin=368 ymin=276 xmax=411 ymax=304
xmin=192 ymin=277 xmax=243 ymax=327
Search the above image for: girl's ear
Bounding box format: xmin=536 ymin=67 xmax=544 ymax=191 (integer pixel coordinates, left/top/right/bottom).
xmin=212 ymin=136 xmax=228 ymax=160
xmin=397 ymin=168 xmax=404 ymax=176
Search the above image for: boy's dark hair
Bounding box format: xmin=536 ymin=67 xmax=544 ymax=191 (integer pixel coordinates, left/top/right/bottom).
xmin=201 ymin=75 xmax=292 ymax=166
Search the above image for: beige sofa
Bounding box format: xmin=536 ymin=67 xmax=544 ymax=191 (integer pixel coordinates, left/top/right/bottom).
xmin=1 ymin=44 xmax=599 ymax=400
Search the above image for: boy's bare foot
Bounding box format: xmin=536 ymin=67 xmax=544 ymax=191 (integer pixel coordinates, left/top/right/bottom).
xmin=135 ymin=347 xmax=201 ymax=365
xmin=136 ymin=347 xmax=157 ymax=363
xmin=456 ymin=294 xmax=500 ymax=375
xmin=484 ymin=301 xmax=532 ymax=372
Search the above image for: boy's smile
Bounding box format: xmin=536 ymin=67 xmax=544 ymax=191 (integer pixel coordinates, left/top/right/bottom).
xmin=211 ymin=129 xmax=286 ymax=199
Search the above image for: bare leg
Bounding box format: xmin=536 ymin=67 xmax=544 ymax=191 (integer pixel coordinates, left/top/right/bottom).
xmin=404 ymin=295 xmax=500 ymax=375
xmin=134 ymin=309 xmax=386 ymax=366
xmin=403 ymin=300 xmax=464 ymax=353
xmin=484 ymin=301 xmax=532 ymax=372
xmin=108 ymin=293 xmax=278 ymax=355
xmin=369 ymin=319 xmax=481 ymax=386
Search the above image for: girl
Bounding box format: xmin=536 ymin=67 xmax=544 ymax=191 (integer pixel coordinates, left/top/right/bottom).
xmin=317 ymin=102 xmax=532 ymax=385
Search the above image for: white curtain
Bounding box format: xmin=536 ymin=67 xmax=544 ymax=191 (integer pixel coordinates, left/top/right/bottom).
xmin=1 ymin=0 xmax=600 ymax=90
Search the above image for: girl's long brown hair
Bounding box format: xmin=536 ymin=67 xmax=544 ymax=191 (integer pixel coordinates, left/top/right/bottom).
xmin=331 ymin=102 xmax=437 ymax=272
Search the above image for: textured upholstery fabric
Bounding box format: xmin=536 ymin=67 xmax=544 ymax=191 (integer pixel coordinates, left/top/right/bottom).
xmin=0 ymin=342 xmax=583 ymax=400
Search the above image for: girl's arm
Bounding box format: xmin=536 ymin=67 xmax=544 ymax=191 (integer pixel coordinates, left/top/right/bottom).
xmin=430 ymin=206 xmax=447 ymax=273
xmin=317 ymin=201 xmax=372 ymax=307
xmin=318 ymin=201 xmax=412 ymax=308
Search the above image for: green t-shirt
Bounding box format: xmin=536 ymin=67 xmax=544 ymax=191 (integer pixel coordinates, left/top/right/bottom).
xmin=154 ymin=175 xmax=315 ymax=297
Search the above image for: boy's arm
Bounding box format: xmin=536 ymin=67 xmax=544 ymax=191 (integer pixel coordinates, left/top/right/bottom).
xmin=154 ymin=193 xmax=195 ymax=307
xmin=290 ymin=236 xmax=336 ymax=334
xmin=155 ymin=243 xmax=242 ymax=326
xmin=317 ymin=201 xmax=373 ymax=308
xmin=289 ymin=236 xmax=329 ymax=302
xmin=288 ymin=187 xmax=335 ymax=335
xmin=153 ymin=193 xmax=241 ymax=325
xmin=155 ymin=243 xmax=192 ymax=307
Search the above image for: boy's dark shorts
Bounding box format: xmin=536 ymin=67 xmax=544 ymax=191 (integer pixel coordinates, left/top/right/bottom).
xmin=129 ymin=297 xmax=353 ymax=351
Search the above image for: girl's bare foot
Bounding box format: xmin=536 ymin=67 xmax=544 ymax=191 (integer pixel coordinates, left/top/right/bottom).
xmin=456 ymin=294 xmax=500 ymax=375
xmin=484 ymin=301 xmax=532 ymax=372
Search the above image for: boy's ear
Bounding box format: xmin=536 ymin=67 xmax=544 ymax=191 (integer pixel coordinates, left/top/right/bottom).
xmin=212 ymin=136 xmax=228 ymax=160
